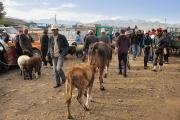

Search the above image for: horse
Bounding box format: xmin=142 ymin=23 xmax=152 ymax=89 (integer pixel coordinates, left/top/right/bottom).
xmin=88 ymin=42 xmax=112 ymax=90
xmin=66 ymin=63 xmax=96 ymax=119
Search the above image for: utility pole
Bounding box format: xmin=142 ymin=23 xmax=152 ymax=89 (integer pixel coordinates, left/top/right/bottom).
xmin=165 ymin=18 xmax=167 ymax=28
xmin=54 ymin=14 xmax=57 ymax=25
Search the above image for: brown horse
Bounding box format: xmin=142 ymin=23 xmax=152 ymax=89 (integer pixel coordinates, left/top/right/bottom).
xmin=88 ymin=42 xmax=112 ymax=90
xmin=66 ymin=63 xmax=96 ymax=119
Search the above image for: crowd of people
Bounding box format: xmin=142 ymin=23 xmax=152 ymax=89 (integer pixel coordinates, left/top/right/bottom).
xmin=0 ymin=25 xmax=171 ymax=88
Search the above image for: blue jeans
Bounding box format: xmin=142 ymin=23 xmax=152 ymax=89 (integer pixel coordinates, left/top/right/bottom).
xmin=132 ymin=44 xmax=139 ymax=59
xmin=52 ymin=56 xmax=66 ymax=85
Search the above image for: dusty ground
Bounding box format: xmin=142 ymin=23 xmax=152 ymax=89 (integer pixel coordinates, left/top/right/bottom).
xmin=0 ymin=55 xmax=180 ymax=120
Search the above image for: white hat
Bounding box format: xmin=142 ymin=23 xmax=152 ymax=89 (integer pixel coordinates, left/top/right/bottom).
xmin=150 ymin=35 xmax=155 ymax=39
xmin=88 ymin=30 xmax=93 ymax=34
xmin=101 ymin=28 xmax=106 ymax=33
xmin=51 ymin=24 xmax=59 ymax=31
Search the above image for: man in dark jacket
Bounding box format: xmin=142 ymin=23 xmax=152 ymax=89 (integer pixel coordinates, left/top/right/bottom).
xmin=40 ymin=29 xmax=52 ymax=66
xmin=116 ymin=29 xmax=130 ymax=77
xmin=131 ymin=30 xmax=141 ymax=60
xmin=82 ymin=30 xmax=98 ymax=62
xmin=163 ymin=29 xmax=171 ymax=64
xmin=15 ymin=30 xmax=23 ymax=57
xmin=152 ymin=29 xmax=168 ymax=71
xmin=19 ymin=29 xmax=34 ymax=56
xmin=142 ymin=32 xmax=152 ymax=69
xmin=47 ymin=25 xmax=69 ymax=88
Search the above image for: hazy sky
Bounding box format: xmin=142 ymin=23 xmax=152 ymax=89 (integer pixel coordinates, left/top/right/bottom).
xmin=2 ymin=0 xmax=180 ymax=23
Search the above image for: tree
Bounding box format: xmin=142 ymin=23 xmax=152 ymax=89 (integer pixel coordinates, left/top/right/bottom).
xmin=0 ymin=2 xmax=6 ymax=19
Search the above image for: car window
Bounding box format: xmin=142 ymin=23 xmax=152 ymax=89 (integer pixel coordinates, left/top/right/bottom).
xmin=4 ymin=27 xmax=17 ymax=34
xmin=30 ymin=34 xmax=39 ymax=41
xmin=0 ymin=43 xmax=5 ymax=51
xmin=0 ymin=41 xmax=8 ymax=50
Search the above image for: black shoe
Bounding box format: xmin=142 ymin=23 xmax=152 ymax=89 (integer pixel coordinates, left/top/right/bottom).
xmin=144 ymin=66 xmax=147 ymax=70
xmin=53 ymin=84 xmax=61 ymax=88
xmin=119 ymin=70 xmax=122 ymax=75
xmin=123 ymin=74 xmax=127 ymax=77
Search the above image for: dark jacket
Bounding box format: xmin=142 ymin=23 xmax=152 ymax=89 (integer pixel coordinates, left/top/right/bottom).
xmin=142 ymin=36 xmax=152 ymax=48
xmin=99 ymin=34 xmax=110 ymax=44
xmin=131 ymin=34 xmax=141 ymax=45
xmin=155 ymin=36 xmax=168 ymax=53
xmin=19 ymin=34 xmax=33 ymax=52
xmin=116 ymin=34 xmax=130 ymax=53
xmin=84 ymin=35 xmax=98 ymax=51
xmin=40 ymin=34 xmax=49 ymax=50
xmin=15 ymin=35 xmax=22 ymax=52
xmin=47 ymin=34 xmax=69 ymax=57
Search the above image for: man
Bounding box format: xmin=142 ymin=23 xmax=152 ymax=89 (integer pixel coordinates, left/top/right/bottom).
xmin=99 ymin=28 xmax=111 ymax=45
xmin=15 ymin=30 xmax=23 ymax=57
xmin=131 ymin=29 xmax=141 ymax=60
xmin=82 ymin=30 xmax=98 ymax=62
xmin=75 ymin=30 xmax=82 ymax=45
xmin=19 ymin=29 xmax=34 ymax=56
xmin=163 ymin=29 xmax=171 ymax=64
xmin=47 ymin=24 xmax=69 ymax=88
xmin=149 ymin=29 xmax=156 ymax=61
xmin=116 ymin=29 xmax=130 ymax=77
xmin=142 ymin=31 xmax=152 ymax=69
xmin=40 ymin=29 xmax=52 ymax=67
xmin=152 ymin=28 xmax=168 ymax=71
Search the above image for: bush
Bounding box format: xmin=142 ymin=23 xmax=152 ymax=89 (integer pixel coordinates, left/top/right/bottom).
xmin=0 ymin=18 xmax=14 ymax=26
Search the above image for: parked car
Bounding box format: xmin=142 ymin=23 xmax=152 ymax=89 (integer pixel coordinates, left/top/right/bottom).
xmin=0 ymin=40 xmax=18 ymax=70
xmin=0 ymin=27 xmax=18 ymax=41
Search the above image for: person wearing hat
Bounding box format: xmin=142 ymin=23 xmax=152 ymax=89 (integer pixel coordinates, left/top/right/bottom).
xmin=142 ymin=31 xmax=152 ymax=69
xmin=82 ymin=30 xmax=98 ymax=62
xmin=152 ymin=28 xmax=168 ymax=71
xmin=19 ymin=28 xmax=34 ymax=56
xmin=99 ymin=28 xmax=111 ymax=45
xmin=47 ymin=24 xmax=69 ymax=88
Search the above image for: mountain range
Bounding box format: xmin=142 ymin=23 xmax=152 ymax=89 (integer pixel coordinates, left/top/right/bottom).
xmin=4 ymin=17 xmax=180 ymax=30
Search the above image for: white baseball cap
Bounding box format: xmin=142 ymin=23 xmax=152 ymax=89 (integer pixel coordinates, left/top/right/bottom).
xmin=51 ymin=24 xmax=59 ymax=31
xmin=101 ymin=28 xmax=106 ymax=33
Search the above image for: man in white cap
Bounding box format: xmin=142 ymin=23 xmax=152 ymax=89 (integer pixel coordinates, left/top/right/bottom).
xmin=99 ymin=28 xmax=111 ymax=45
xmin=47 ymin=24 xmax=69 ymax=88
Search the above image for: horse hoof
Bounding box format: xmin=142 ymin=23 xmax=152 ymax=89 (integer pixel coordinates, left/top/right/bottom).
xmin=68 ymin=115 xmax=73 ymax=120
xmin=104 ymin=75 xmax=107 ymax=78
xmin=84 ymin=106 xmax=90 ymax=111
xmin=100 ymin=87 xmax=105 ymax=91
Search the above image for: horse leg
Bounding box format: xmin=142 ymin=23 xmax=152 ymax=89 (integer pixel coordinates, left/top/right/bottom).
xmin=104 ymin=65 xmax=108 ymax=78
xmin=99 ymin=66 xmax=105 ymax=91
xmin=77 ymin=89 xmax=88 ymax=111
xmin=85 ymin=88 xmax=90 ymax=109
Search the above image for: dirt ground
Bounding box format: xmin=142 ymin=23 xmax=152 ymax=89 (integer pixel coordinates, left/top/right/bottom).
xmin=0 ymin=55 xmax=180 ymax=120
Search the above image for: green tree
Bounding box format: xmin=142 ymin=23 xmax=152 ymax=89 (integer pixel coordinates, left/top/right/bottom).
xmin=0 ymin=2 xmax=6 ymax=19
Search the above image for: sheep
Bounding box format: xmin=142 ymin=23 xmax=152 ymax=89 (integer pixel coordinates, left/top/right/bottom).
xmin=17 ymin=55 xmax=31 ymax=80
xmin=28 ymin=54 xmax=42 ymax=79
xmin=71 ymin=42 xmax=84 ymax=58
xmin=68 ymin=45 xmax=76 ymax=56
xmin=66 ymin=63 xmax=96 ymax=119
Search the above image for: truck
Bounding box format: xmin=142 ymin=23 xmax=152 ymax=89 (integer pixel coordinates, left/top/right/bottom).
xmin=167 ymin=27 xmax=180 ymax=55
